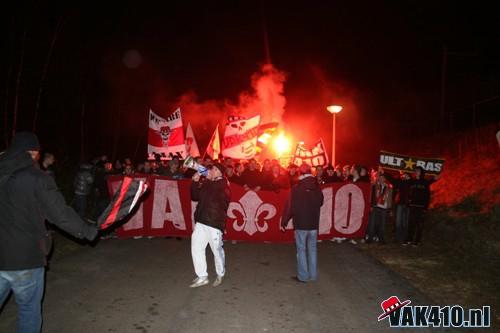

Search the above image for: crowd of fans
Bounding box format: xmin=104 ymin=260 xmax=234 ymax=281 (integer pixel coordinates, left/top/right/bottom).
xmin=39 ymin=152 xmax=437 ymax=246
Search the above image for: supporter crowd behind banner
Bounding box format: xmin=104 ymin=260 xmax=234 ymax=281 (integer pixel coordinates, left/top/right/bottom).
xmin=42 ymin=149 xmax=440 ymax=246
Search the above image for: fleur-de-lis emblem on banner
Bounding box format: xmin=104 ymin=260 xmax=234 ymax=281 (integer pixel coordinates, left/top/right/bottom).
xmin=228 ymin=191 xmax=276 ymax=236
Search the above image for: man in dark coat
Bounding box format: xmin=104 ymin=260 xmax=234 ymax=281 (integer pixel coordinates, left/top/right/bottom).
xmin=281 ymin=163 xmax=324 ymax=282
xmin=383 ymin=170 xmax=411 ymax=243
xmin=405 ymin=166 xmax=438 ymax=246
xmin=0 ymin=132 xmax=98 ymax=332
xmin=190 ymin=163 xmax=231 ymax=288
xmin=240 ymin=158 xmax=262 ymax=191
xmin=73 ymin=162 xmax=94 ymax=219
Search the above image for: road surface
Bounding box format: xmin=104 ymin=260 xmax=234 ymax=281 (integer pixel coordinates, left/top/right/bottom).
xmin=1 ymin=238 xmax=457 ymax=332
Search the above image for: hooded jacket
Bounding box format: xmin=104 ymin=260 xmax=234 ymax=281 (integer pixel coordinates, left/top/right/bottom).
xmin=191 ymin=177 xmax=231 ymax=232
xmin=0 ymin=147 xmax=98 ymax=270
xmin=281 ymin=175 xmax=324 ymax=230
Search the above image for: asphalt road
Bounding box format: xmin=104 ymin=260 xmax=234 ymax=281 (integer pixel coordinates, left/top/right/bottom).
xmin=1 ymin=239 xmax=459 ymax=332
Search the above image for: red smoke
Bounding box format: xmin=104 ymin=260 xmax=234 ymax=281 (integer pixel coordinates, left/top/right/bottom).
xmin=162 ymin=63 xmax=287 ymax=148
xmin=149 ymin=62 xmax=374 ymax=166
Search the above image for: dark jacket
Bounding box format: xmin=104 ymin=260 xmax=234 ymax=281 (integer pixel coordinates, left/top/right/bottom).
xmin=408 ymin=178 xmax=435 ymax=209
xmin=281 ymin=175 xmax=324 ymax=230
xmin=288 ymin=173 xmax=299 ymax=187
xmin=240 ymin=168 xmax=262 ymax=189
xmin=74 ymin=163 xmax=94 ymax=196
xmin=227 ymin=173 xmax=244 ymax=186
xmin=191 ymin=177 xmax=231 ymax=232
xmin=0 ymin=151 xmax=98 ymax=270
xmin=384 ymin=173 xmax=411 ymax=205
xmin=323 ymin=174 xmax=343 ymax=184
xmin=262 ymin=173 xmax=290 ymax=192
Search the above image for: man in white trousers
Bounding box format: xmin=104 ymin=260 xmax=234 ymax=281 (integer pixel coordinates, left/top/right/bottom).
xmin=190 ymin=163 xmax=231 ymax=288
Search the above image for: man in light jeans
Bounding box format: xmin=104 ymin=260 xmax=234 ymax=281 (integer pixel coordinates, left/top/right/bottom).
xmin=190 ymin=163 xmax=230 ymax=288
xmin=281 ymin=163 xmax=324 ymax=282
xmin=0 ymin=268 xmax=44 ymax=332
xmin=293 ymin=230 xmax=318 ymax=281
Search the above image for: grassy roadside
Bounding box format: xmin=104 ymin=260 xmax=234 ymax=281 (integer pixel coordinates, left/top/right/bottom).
xmin=358 ymin=202 xmax=500 ymax=328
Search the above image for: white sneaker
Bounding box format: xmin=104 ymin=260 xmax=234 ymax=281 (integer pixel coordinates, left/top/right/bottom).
xmin=349 ymin=239 xmax=357 ymax=245
xmin=189 ymin=277 xmax=209 ymax=288
xmin=213 ymin=275 xmax=223 ymax=287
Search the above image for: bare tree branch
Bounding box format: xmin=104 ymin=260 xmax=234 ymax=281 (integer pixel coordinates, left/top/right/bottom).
xmin=33 ymin=15 xmax=67 ymax=132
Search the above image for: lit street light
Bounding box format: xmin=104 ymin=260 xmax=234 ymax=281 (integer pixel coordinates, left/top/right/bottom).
xmin=326 ymin=105 xmax=342 ymax=167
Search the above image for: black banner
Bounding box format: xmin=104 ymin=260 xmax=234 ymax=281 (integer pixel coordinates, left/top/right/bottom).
xmin=379 ymin=151 xmax=445 ymax=175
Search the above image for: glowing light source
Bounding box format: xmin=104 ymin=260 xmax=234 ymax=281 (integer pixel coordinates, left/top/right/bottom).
xmin=258 ymin=133 xmax=272 ymax=145
xmin=326 ymin=105 xmax=343 ymax=114
xmin=272 ymin=132 xmax=292 ymax=157
xmin=326 ymin=104 xmax=343 ymax=167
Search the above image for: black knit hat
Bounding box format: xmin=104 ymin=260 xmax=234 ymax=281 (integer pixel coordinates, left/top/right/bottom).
xmin=212 ymin=162 xmax=225 ymax=175
xmin=11 ymin=132 xmax=40 ymax=152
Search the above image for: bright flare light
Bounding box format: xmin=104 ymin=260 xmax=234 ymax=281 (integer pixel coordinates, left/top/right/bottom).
xmin=272 ymin=132 xmax=292 ymax=157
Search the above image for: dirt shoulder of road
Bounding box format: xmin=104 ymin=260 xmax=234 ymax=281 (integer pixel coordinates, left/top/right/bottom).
xmin=357 ymin=209 xmax=500 ymax=328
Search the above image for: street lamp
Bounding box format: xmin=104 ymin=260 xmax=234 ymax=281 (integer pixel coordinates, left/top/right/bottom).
xmin=326 ymin=105 xmax=342 ymax=167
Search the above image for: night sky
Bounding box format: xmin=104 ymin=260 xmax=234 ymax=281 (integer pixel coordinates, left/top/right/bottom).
xmin=2 ymin=1 xmax=499 ymax=165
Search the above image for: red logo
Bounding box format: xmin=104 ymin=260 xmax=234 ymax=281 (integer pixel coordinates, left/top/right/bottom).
xmin=378 ymin=296 xmax=411 ymax=321
xmin=159 ymin=126 xmax=171 ymax=145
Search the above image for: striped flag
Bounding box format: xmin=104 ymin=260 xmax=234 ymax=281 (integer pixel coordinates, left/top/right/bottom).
xmin=97 ymin=177 xmax=148 ymax=230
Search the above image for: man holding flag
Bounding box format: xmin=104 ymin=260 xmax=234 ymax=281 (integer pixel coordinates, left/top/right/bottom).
xmin=0 ymin=132 xmax=99 ymax=332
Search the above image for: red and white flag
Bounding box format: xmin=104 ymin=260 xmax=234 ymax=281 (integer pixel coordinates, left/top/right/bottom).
xmin=148 ymin=108 xmax=187 ymax=159
xmin=205 ymin=124 xmax=221 ymax=160
xmin=185 ymin=123 xmax=200 ymax=157
xmin=291 ymin=139 xmax=329 ymax=167
xmin=222 ymin=115 xmax=260 ymax=159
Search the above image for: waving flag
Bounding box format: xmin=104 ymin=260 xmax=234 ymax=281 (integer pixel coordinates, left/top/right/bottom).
xmin=98 ymin=177 xmax=148 ymax=230
xmin=222 ymin=115 xmax=260 ymax=159
xmin=148 ymin=108 xmax=187 ymax=160
xmin=291 ymin=139 xmax=329 ymax=167
xmin=205 ymin=124 xmax=221 ymax=160
xmin=185 ymin=123 xmax=201 ymax=157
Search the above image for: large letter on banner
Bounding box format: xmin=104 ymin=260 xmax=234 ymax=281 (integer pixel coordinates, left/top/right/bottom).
xmin=319 ymin=187 xmax=333 ymax=235
xmin=334 ymin=183 xmax=366 ymax=237
xmin=152 ymin=179 xmax=186 ymax=230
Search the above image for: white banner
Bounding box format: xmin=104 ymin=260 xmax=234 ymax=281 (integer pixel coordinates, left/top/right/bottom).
xmin=222 ymin=115 xmax=260 ymax=159
xmin=148 ymin=108 xmax=187 ymax=159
